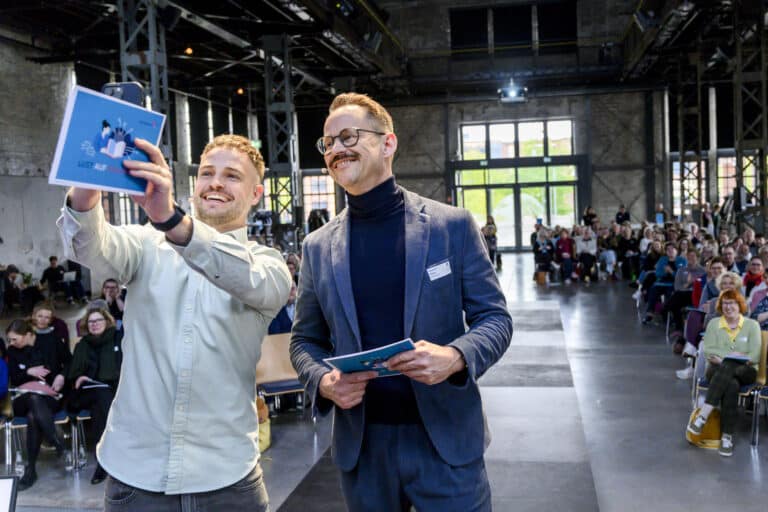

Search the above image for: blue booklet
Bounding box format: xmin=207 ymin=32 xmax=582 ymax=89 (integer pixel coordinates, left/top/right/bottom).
xmin=324 ymin=338 xmax=416 ymax=378
xmin=49 ymin=85 xmax=166 ymax=195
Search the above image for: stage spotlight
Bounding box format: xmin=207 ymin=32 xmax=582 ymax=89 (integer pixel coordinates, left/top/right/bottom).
xmin=184 ymin=47 xmax=193 ymax=55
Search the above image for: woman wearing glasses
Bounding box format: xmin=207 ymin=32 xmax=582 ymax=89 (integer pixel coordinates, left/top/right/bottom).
xmin=687 ymin=289 xmax=761 ymax=456
xmin=5 ymin=318 xmax=72 ymax=491
xmin=67 ymin=307 xmax=123 ymax=485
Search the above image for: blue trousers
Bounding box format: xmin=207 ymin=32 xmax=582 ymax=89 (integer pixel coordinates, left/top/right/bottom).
xmin=340 ymin=422 xmax=492 ymax=512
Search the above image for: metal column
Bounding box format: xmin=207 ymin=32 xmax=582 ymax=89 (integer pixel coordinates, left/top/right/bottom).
xmin=263 ymin=34 xmax=303 ymax=239
xmin=733 ymin=0 xmax=768 ymax=210
xmin=675 ymin=54 xmax=705 ymax=217
xmin=116 ymin=0 xmax=173 ymax=157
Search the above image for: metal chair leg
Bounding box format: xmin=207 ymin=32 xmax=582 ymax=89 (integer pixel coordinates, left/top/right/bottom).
xmin=3 ymin=421 xmax=10 ymax=475
xmin=751 ymin=390 xmax=760 ymax=447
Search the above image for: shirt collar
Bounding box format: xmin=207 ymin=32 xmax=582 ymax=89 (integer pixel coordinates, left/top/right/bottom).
xmin=719 ymin=314 xmax=744 ymax=332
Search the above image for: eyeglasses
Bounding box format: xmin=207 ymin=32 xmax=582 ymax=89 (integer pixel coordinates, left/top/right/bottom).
xmin=88 ymin=318 xmax=106 ymax=324
xmin=316 ymin=127 xmax=386 ymax=154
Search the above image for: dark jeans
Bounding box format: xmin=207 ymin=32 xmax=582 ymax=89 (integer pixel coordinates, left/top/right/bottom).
xmin=704 ymin=361 xmax=757 ymax=434
xmin=104 ymin=464 xmax=269 ymax=512
xmin=67 ymin=386 xmax=115 ymax=443
xmin=341 ymin=423 xmax=491 ymax=512
xmin=578 ymin=253 xmax=597 ymax=279
xmin=620 ymin=255 xmax=639 ymax=280
xmin=663 ymin=290 xmax=693 ymax=330
xmin=12 ymin=394 xmax=64 ymax=469
xmin=644 ymin=282 xmax=673 ymax=315
xmin=559 ymin=257 xmax=574 ymax=280
xmin=54 ymin=280 xmax=85 ymax=300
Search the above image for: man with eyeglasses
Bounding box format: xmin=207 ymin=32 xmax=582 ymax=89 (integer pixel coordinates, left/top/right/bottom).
xmin=57 ymin=134 xmax=291 ymax=511
xmin=291 ymin=92 xmax=512 ymax=511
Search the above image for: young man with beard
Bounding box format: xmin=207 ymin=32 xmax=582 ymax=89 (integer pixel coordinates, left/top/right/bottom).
xmin=57 ymin=134 xmax=291 ymax=511
xmin=290 ymin=93 xmax=513 ymax=511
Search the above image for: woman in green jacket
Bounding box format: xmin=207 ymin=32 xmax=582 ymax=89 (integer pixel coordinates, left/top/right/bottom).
xmin=67 ymin=307 xmax=122 ymax=485
xmin=687 ymin=289 xmax=761 ymax=456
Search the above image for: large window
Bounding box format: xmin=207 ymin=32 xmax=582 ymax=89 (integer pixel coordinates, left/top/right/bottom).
xmin=671 ymin=159 xmax=707 ymax=217
xmin=302 ymin=175 xmax=336 ymax=223
xmin=717 ymin=155 xmax=758 ymax=206
xmin=450 ymin=4 xmax=576 ymax=56
xmin=461 ymin=119 xmax=573 ymax=160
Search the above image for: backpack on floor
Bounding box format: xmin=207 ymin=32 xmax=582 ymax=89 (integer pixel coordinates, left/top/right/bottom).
xmin=685 ymin=407 xmax=721 ymax=449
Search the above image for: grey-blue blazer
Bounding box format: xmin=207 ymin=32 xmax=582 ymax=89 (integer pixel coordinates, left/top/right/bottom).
xmin=290 ymin=187 xmax=513 ymax=472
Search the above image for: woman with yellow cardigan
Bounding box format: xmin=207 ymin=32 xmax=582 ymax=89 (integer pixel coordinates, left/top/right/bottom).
xmin=687 ymin=288 xmax=762 ymax=456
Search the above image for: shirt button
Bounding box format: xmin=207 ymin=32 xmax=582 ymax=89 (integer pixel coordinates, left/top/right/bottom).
xmin=177 ymin=404 xmax=185 ymax=411
xmin=184 ymin=337 xmax=192 ymax=344
xmin=181 ymin=370 xmax=190 ymax=377
xmin=185 ymin=304 xmax=193 ymax=312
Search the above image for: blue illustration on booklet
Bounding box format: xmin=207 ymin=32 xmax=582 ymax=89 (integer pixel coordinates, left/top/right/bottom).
xmin=324 ymin=338 xmax=415 ymax=377
xmin=49 ymin=86 xmax=166 ymax=194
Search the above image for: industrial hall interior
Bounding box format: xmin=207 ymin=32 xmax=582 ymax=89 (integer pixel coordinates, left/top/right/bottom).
xmin=1 ymin=0 xmax=768 ymax=511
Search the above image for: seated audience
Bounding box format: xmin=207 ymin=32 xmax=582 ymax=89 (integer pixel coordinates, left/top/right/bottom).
xmin=743 ymin=256 xmax=764 ymax=297
xmin=2 ymin=264 xmax=21 ymax=311
xmin=555 ymin=228 xmax=577 ymax=283
xmin=663 ymin=248 xmax=706 ymax=332
xmin=721 ymin=245 xmax=739 ymax=274
xmin=5 ymin=318 xmax=72 ymax=490
xmin=31 ymin=302 xmax=68 ymax=346
xmin=687 ymin=290 xmax=761 ymax=457
xmin=40 ymin=256 xmax=84 ymax=304
xmin=575 ymin=228 xmax=598 ymax=282
xmin=699 ymin=257 xmax=726 ymax=306
xmin=99 ymin=279 xmax=125 ymax=324
xmin=67 ymin=307 xmax=123 ymax=485
xmin=533 ymin=230 xmax=555 ymax=274
xmin=643 ymin=242 xmax=686 ymax=323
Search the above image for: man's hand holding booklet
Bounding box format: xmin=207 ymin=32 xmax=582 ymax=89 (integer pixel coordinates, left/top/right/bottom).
xmin=324 ymin=338 xmax=415 ymax=378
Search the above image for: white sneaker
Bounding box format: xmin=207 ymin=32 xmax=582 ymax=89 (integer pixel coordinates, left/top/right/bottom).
xmin=676 ymin=366 xmax=694 ymax=379
xmin=632 ymin=290 xmax=641 ymax=300
xmin=682 ymin=342 xmax=697 ymax=358
xmin=719 ymin=434 xmax=733 ymax=457
xmin=565 ymin=279 xmax=572 ymax=284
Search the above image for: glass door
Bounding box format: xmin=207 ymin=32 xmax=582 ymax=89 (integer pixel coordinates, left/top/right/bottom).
xmin=490 ymin=188 xmax=516 ymax=248
xmin=548 ymin=185 xmax=577 ymax=229
xmin=519 ymin=186 xmax=547 ymax=247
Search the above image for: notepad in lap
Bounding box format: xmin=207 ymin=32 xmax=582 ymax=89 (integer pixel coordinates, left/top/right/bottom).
xmin=723 ymin=353 xmax=751 ymax=364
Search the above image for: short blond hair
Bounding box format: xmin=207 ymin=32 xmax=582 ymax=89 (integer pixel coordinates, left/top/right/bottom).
xmin=329 ymin=93 xmax=393 ymax=133
xmin=201 ymin=134 xmax=265 ymax=180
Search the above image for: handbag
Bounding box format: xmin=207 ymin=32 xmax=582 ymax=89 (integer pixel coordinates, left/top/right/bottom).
xmin=684 ymin=407 xmax=721 ymax=449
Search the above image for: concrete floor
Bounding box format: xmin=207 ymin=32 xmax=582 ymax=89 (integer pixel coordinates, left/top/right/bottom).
xmin=4 ymin=253 xmax=768 ymax=511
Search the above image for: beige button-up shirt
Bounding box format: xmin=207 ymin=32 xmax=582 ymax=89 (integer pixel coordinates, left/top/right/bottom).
xmin=57 ymin=204 xmax=291 ymax=494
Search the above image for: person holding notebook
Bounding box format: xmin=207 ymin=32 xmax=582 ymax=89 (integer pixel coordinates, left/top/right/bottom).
xmin=291 ymin=93 xmax=512 ymax=511
xmin=687 ymin=289 xmax=761 ymax=456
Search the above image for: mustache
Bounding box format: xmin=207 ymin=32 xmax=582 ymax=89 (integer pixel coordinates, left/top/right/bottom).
xmin=329 ymin=152 xmax=357 ymax=166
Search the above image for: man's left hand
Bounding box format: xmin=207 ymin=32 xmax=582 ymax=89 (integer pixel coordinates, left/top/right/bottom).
xmin=385 ymin=340 xmax=466 ymax=385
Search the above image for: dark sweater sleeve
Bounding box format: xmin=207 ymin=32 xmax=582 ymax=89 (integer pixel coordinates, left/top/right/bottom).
xmin=8 ymin=351 xmax=35 ymax=387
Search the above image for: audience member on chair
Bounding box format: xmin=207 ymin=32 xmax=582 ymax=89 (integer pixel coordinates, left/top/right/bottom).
xmin=5 ymin=318 xmax=72 ymax=491
xmin=40 ymin=256 xmax=84 ymax=304
xmin=643 ymin=242 xmax=686 ymax=324
xmin=687 ymin=290 xmax=761 ymax=457
xmin=67 ymin=307 xmax=123 ymax=485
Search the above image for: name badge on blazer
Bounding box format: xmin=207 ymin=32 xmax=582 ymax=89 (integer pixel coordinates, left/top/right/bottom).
xmin=427 ymin=260 xmax=452 ymax=281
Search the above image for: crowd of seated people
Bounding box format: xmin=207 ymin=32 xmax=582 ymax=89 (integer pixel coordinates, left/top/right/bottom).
xmin=1 ymin=274 xmax=126 ymax=491
xmin=532 ymin=204 xmax=768 ymax=457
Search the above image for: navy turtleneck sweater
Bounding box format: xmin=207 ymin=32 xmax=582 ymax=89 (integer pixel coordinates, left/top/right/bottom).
xmin=348 ymin=176 xmax=419 ymax=424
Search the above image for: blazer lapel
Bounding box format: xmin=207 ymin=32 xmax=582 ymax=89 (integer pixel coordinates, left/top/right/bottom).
xmin=330 ymin=210 xmax=362 ymax=349
xmin=403 ymin=191 xmax=430 ymax=338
